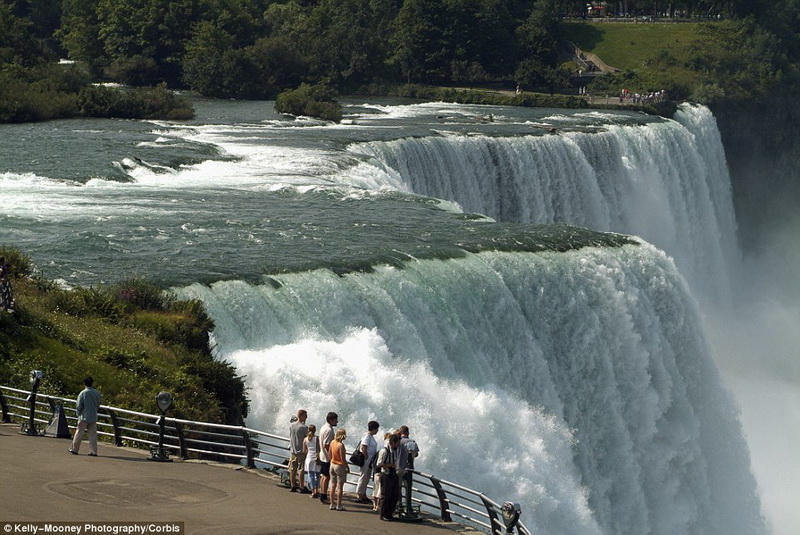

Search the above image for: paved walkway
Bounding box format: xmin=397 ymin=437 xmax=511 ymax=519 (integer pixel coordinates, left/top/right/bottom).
xmin=0 ymin=423 xmax=464 ymax=535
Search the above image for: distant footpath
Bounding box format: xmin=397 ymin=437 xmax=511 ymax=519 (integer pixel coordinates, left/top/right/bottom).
xmin=393 ymin=84 xmax=678 ymax=117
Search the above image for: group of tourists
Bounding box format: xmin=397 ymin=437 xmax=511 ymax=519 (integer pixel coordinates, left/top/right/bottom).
xmin=287 ymin=410 xmax=420 ymax=522
xmin=618 ymin=87 xmax=669 ymax=104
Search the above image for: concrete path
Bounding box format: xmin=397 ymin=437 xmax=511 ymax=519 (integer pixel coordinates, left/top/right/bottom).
xmin=0 ymin=423 xmax=465 ymax=535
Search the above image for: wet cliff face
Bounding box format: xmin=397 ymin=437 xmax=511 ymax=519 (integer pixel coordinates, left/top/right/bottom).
xmin=713 ymin=98 xmax=800 ymax=250
xmin=713 ymin=97 xmax=800 ymax=306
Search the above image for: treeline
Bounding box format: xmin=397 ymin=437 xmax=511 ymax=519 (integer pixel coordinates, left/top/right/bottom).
xmin=3 ymin=0 xmax=579 ymax=100
xmin=2 ymin=0 xmax=800 ymax=110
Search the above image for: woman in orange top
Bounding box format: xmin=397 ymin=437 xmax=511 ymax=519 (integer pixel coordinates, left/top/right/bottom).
xmin=328 ymin=427 xmax=350 ymax=510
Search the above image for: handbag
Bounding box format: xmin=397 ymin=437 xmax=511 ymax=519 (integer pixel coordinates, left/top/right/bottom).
xmin=349 ymin=449 xmax=365 ymax=467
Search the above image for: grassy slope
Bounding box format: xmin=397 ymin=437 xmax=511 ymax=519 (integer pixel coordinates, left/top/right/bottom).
xmin=565 ymin=22 xmax=701 ymax=71
xmin=1 ymin=262 xmax=247 ymax=424
xmin=564 ymin=22 xmax=707 ymax=99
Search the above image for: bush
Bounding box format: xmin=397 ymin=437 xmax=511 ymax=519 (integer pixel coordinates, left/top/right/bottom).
xmin=275 ymin=82 xmax=343 ymax=122
xmin=78 ymin=83 xmax=194 ymax=120
xmin=0 ymin=71 xmax=79 ymax=122
xmin=113 ymin=278 xmax=170 ymax=311
xmin=106 ymin=55 xmax=161 ymax=87
xmin=0 ymin=247 xmax=33 ymax=278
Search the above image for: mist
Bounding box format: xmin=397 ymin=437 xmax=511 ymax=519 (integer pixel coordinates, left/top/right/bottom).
xmin=705 ymin=210 xmax=800 ymax=535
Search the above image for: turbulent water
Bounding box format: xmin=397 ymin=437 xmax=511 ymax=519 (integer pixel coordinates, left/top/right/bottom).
xmin=0 ymin=100 xmax=771 ymax=535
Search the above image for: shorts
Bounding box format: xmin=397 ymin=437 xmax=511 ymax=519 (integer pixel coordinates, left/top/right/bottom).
xmin=289 ymin=452 xmax=307 ymax=472
xmin=373 ymin=472 xmax=382 ymax=498
xmin=320 ymin=461 xmax=331 ymax=477
xmin=330 ymin=463 xmax=348 ymax=487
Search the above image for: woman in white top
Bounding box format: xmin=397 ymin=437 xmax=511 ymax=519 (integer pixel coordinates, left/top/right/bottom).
xmin=303 ymin=425 xmax=321 ymax=498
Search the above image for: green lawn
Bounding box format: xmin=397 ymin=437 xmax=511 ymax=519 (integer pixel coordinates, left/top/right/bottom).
xmin=564 ymin=22 xmax=701 ymax=71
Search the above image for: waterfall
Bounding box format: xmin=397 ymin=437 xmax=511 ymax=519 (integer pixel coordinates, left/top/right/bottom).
xmin=175 ymin=242 xmax=765 ymax=535
xmin=349 ymin=104 xmax=739 ymax=306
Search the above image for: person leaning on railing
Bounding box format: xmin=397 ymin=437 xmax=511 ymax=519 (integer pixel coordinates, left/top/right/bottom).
xmin=397 ymin=425 xmax=420 ymax=513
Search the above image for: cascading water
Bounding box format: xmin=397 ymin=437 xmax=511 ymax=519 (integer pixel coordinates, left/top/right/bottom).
xmin=349 ymin=104 xmax=739 ymax=306
xmin=176 ymin=242 xmax=764 ymax=535
xmin=1 ymin=100 xmax=772 ymax=535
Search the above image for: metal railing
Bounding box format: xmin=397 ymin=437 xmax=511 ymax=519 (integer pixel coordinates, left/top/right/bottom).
xmin=1 ymin=384 xmax=531 ymax=535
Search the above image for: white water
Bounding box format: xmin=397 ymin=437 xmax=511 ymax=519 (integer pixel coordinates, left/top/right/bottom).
xmin=176 ymin=243 xmax=764 ymax=535
xmin=349 ymin=104 xmax=739 ymax=306
xmin=153 ymin=103 xmax=779 ymax=535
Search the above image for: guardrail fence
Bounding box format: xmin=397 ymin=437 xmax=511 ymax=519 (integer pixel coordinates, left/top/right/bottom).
xmin=1 ymin=383 xmax=532 ymax=535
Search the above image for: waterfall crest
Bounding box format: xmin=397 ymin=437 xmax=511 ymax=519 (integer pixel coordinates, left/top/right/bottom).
xmin=349 ymin=104 xmax=738 ymax=305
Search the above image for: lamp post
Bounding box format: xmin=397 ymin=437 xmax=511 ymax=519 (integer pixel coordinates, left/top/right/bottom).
xmin=21 ymin=370 xmax=43 ymax=436
xmin=149 ymin=391 xmax=173 ymax=462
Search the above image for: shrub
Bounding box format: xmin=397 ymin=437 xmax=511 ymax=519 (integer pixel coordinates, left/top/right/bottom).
xmin=113 ymin=278 xmax=170 ymax=311
xmin=106 ymin=55 xmax=161 ymax=87
xmin=77 ymin=83 xmax=193 ymax=120
xmin=0 ymin=247 xmax=32 ymax=278
xmin=275 ymin=82 xmax=343 ymax=122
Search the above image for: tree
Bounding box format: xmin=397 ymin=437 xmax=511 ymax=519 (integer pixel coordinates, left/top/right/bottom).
xmin=301 ymin=0 xmax=394 ymax=90
xmin=58 ymin=0 xmax=107 ymax=75
xmin=391 ymin=0 xmax=449 ymax=83
xmin=0 ymin=2 xmax=44 ymax=65
xmin=515 ymin=0 xmax=565 ymax=90
xmin=96 ymin=0 xmax=198 ymax=85
xmin=182 ymin=21 xmax=235 ymax=97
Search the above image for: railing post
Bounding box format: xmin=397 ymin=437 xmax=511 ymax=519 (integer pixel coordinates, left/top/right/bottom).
xmin=480 ymin=494 xmax=502 ymax=535
xmin=0 ymin=388 xmax=11 ymax=423
xmin=241 ymin=428 xmax=255 ymax=468
xmin=174 ymin=421 xmax=188 ymax=459
xmin=105 ymin=408 xmax=123 ymax=446
xmin=428 ymin=475 xmax=452 ymax=522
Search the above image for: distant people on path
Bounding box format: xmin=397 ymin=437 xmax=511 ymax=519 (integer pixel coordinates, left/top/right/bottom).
xmin=288 ymin=409 xmax=310 ymax=493
xmin=69 ymin=376 xmax=102 ymax=456
xmin=328 ymin=427 xmax=350 ymax=511
xmin=318 ymin=411 xmax=338 ymax=504
xmin=0 ymin=256 xmax=14 ymax=312
xmin=376 ymin=433 xmax=402 ymax=521
xmin=303 ymin=424 xmax=322 ymax=498
xmin=355 ymin=420 xmax=380 ymax=504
